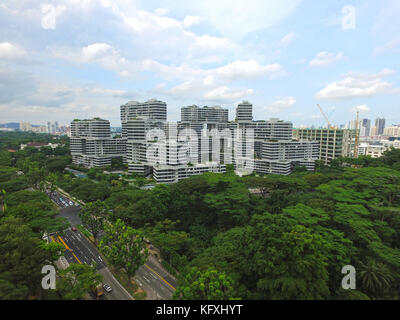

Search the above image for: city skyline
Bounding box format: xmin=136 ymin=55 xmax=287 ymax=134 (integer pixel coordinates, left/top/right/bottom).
xmin=2 ymin=100 xmax=394 ymax=132
xmin=0 ymin=1 xmax=399 ymax=127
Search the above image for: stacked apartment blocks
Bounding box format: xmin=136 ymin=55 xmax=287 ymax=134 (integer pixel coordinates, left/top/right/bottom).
xmin=70 ymin=118 xmax=126 ymax=168
xmin=71 ymin=100 xmax=322 ymax=183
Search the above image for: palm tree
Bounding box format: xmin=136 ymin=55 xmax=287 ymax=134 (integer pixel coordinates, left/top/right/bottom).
xmin=358 ymin=260 xmax=394 ymax=299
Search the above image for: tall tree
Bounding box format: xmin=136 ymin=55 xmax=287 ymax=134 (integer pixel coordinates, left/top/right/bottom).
xmin=0 ymin=216 xmax=57 ymax=298
xmin=0 ymin=189 xmax=6 ymax=213
xmin=358 ymin=260 xmax=395 ymax=299
xmin=174 ymin=267 xmax=239 ymax=300
xmin=57 ymin=264 xmax=103 ymax=300
xmin=47 ymin=173 xmax=58 ymax=194
xmin=79 ymin=200 xmax=108 ymax=244
xmin=99 ymin=219 xmax=148 ymax=280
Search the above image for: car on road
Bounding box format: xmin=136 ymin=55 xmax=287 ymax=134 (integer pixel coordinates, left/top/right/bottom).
xmin=71 ymin=226 xmax=77 ymax=232
xmin=103 ymin=284 xmax=112 ymax=293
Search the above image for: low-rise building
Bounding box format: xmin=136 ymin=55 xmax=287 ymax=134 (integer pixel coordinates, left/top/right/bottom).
xmin=153 ymin=162 xmax=226 ymax=183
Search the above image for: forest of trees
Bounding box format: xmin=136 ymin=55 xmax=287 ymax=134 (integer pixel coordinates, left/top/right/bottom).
xmin=0 ymin=132 xmax=102 ymax=299
xmin=1 ymin=131 xmax=400 ymax=300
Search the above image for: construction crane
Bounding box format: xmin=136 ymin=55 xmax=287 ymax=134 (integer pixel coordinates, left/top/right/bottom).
xmin=317 ymin=104 xmax=333 ymax=129
xmin=354 ymin=111 xmax=360 ymax=158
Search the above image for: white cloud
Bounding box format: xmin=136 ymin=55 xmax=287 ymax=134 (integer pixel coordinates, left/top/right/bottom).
xmin=81 ymin=43 xmax=114 ymax=61
xmin=279 ymin=32 xmax=295 ymax=47
xmin=266 ymin=97 xmax=296 ymax=113
xmin=41 ymin=4 xmax=66 ymax=30
xmin=0 ymin=66 xmax=136 ymax=124
xmin=193 ymin=35 xmax=234 ymax=51
xmin=154 ymin=8 xmax=170 ymax=16
xmin=374 ymin=38 xmax=400 ymax=55
xmin=0 ymin=42 xmax=27 ymax=60
xmin=182 ymin=16 xmax=203 ymax=28
xmin=316 ymin=69 xmax=398 ymax=100
xmin=215 ymin=60 xmax=284 ymax=81
xmin=352 ymin=105 xmax=370 ymax=113
xmin=189 ymin=0 xmax=302 ymax=39
xmin=53 ymin=43 xmax=284 ymax=84
xmin=204 ymin=87 xmax=254 ymax=101
xmin=309 ymin=52 xmax=345 ymax=68
xmin=169 ymin=79 xmax=254 ymax=103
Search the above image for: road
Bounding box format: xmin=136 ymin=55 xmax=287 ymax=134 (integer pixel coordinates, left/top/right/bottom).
xmin=58 ymin=229 xmax=106 ymax=269
xmin=50 ymin=189 xmax=177 ymax=300
xmin=53 ymin=229 xmax=133 ymax=300
xmin=134 ymin=255 xmax=177 ymax=300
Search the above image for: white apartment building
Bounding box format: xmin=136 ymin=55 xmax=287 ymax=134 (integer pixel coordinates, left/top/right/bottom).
xmin=181 ymin=105 xmax=229 ymax=123
xmin=236 ymin=101 xmax=253 ymax=122
xmin=120 ymin=99 xmax=167 ymax=138
xmin=359 ymin=139 xmax=400 ymax=158
xmin=153 ymin=162 xmax=226 ymax=184
xmin=383 ymin=126 xmax=400 ymax=137
xmin=69 ymin=100 xmax=322 ymax=181
xmin=70 ymin=118 xmax=126 ymax=168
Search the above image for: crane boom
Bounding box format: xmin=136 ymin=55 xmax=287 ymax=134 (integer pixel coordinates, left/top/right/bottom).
xmin=317 ymin=104 xmax=332 ymax=129
xmin=354 ymin=111 xmax=360 ymax=158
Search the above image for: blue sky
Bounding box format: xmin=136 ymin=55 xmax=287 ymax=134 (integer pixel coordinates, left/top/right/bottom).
xmin=0 ymin=0 xmax=399 ymax=127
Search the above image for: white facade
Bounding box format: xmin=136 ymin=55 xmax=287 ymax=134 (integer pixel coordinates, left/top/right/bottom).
xmin=236 ymin=101 xmax=253 ymax=122
xmin=153 ymin=162 xmax=226 ymax=184
xmin=70 ymin=118 xmax=126 ymax=168
xmin=181 ymin=105 xmax=228 ymax=123
xmin=383 ymin=126 xmax=400 ymax=137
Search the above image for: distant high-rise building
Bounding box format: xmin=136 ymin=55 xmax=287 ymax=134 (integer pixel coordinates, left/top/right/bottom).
xmin=20 ymin=121 xmax=32 ymax=132
xmin=181 ymin=105 xmax=228 ymax=123
xmin=70 ymin=99 xmax=325 ymax=181
xmin=236 ymin=101 xmax=253 ymax=122
xmin=120 ymin=99 xmax=168 ymax=175
xmin=120 ymin=99 xmax=167 ymax=138
xmin=361 ymin=119 xmax=371 ymax=137
xmin=375 ymin=118 xmax=386 ymax=136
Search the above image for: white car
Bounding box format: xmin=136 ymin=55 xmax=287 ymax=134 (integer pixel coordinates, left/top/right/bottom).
xmin=103 ymin=284 xmax=112 ymax=293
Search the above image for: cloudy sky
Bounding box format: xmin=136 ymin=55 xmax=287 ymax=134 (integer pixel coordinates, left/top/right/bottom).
xmin=0 ymin=0 xmax=399 ymax=127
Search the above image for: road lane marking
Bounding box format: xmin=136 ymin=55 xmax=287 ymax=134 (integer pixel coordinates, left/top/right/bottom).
xmin=144 ymin=264 xmax=176 ymax=291
xmin=71 ymin=252 xmax=82 ymax=264
xmin=58 ymin=235 xmax=82 ymax=264
xmin=58 ymin=236 xmax=70 ymax=250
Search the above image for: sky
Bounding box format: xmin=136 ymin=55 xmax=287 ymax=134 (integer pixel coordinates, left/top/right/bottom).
xmin=0 ymin=0 xmax=399 ymax=127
